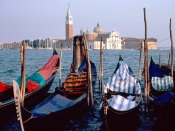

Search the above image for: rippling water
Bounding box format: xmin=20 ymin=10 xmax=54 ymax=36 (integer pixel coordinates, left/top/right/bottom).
xmin=0 ymin=48 xmax=174 ymax=131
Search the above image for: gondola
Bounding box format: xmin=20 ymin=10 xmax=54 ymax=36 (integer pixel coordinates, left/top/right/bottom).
xmin=0 ymin=49 xmax=59 ymax=115
xmin=13 ymin=35 xmax=97 ymax=130
xmin=148 ymin=57 xmax=175 ymax=107
xmin=99 ymin=55 xmax=142 ymax=124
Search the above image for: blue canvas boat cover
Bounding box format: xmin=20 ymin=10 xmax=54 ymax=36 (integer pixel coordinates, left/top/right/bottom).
xmin=31 ymin=94 xmax=73 ymax=117
xmin=107 ymin=95 xmax=136 ymax=111
xmin=104 ymin=60 xmax=141 ymax=95
xmin=76 ymin=58 xmax=87 ymax=75
xmin=154 ymin=91 xmax=175 ymax=104
xmin=149 ymin=57 xmax=164 ymax=78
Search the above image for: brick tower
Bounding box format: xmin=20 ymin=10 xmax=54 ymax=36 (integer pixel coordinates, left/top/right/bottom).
xmin=66 ymin=4 xmax=73 ymax=40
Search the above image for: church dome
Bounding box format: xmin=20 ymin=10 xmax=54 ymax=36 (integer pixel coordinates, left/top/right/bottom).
xmin=93 ymin=23 xmax=103 ymax=33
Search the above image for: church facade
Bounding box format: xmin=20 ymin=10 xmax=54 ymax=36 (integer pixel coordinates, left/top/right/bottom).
xmin=81 ymin=23 xmax=122 ymax=50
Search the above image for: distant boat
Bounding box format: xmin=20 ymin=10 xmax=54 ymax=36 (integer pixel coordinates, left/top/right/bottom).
xmin=46 ymin=47 xmax=53 ymax=50
xmin=122 ymin=49 xmax=135 ymax=51
xmin=26 ymin=45 xmax=33 ymax=50
xmin=158 ymin=47 xmax=171 ymax=50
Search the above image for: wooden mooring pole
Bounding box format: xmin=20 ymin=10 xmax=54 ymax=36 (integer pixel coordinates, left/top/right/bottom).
xmin=138 ymin=42 xmax=143 ymax=82
xmin=168 ymin=53 xmax=170 ymax=67
xmin=20 ymin=41 xmax=26 ymax=107
xmin=170 ymin=18 xmax=174 ymax=77
xmin=83 ymin=33 xmax=94 ymax=107
xmin=73 ymin=37 xmax=81 ymax=71
xmin=99 ymin=38 xmax=109 ymax=131
xmin=143 ymin=8 xmax=150 ymax=112
xmin=59 ymin=44 xmax=63 ymax=87
xmin=99 ymin=37 xmax=103 ymax=92
xmin=159 ymin=54 xmax=161 ymax=67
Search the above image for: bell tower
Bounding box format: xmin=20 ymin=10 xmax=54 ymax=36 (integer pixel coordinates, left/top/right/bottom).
xmin=66 ymin=4 xmax=73 ymax=40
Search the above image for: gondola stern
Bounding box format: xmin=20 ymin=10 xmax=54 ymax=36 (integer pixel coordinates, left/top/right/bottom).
xmin=119 ymin=54 xmax=123 ymax=61
xmin=53 ymin=48 xmax=58 ymax=55
xmin=112 ymin=55 xmax=124 ymax=74
xmin=150 ymin=56 xmax=155 ymax=65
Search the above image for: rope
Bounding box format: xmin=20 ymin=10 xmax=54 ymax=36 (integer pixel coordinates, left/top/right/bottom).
xmin=157 ymin=37 xmax=171 ymax=44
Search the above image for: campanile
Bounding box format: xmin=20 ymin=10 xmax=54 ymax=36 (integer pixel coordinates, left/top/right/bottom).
xmin=65 ymin=4 xmax=73 ymax=40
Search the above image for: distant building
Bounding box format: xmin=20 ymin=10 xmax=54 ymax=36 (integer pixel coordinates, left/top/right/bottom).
xmin=0 ymin=4 xmax=157 ymax=50
xmin=0 ymin=42 xmax=20 ymax=50
xmin=66 ymin=4 xmax=73 ymax=40
xmin=53 ymin=4 xmax=73 ymax=49
xmin=80 ymin=24 xmax=122 ymax=50
xmin=121 ymin=37 xmax=157 ymax=50
xmin=53 ymin=5 xmax=122 ymax=50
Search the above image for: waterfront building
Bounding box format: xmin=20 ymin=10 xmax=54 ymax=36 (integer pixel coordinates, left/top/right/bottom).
xmin=0 ymin=42 xmax=20 ymax=50
xmin=122 ymin=37 xmax=157 ymax=50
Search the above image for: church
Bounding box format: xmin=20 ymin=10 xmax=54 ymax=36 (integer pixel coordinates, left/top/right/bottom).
xmin=53 ymin=5 xmax=122 ymax=50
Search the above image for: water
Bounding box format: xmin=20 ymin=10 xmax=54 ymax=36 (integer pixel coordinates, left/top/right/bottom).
xmin=0 ymin=48 xmax=175 ymax=131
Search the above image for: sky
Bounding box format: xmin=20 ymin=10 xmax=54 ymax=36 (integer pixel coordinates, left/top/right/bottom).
xmin=0 ymin=0 xmax=175 ymax=47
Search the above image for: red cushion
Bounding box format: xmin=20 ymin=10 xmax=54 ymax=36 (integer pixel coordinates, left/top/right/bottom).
xmin=28 ymin=80 xmax=39 ymax=93
xmin=0 ymin=81 xmax=12 ymax=93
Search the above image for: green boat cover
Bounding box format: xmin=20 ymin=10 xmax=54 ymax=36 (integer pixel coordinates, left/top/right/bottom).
xmin=16 ymin=72 xmax=46 ymax=88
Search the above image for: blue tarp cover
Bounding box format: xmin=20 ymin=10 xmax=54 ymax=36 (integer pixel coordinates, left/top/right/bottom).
xmin=149 ymin=58 xmax=164 ymax=78
xmin=31 ymin=94 xmax=73 ymax=117
xmin=154 ymin=91 xmax=174 ymax=103
xmin=104 ymin=60 xmax=141 ymax=95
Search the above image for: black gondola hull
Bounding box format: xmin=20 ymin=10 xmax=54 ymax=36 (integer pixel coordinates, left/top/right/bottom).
xmin=22 ymin=92 xmax=88 ymax=130
xmin=101 ymin=95 xmax=141 ymax=131
xmin=0 ymin=73 xmax=56 ymax=116
xmin=22 ymin=71 xmax=97 ymax=130
xmin=0 ymin=49 xmax=59 ymax=117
